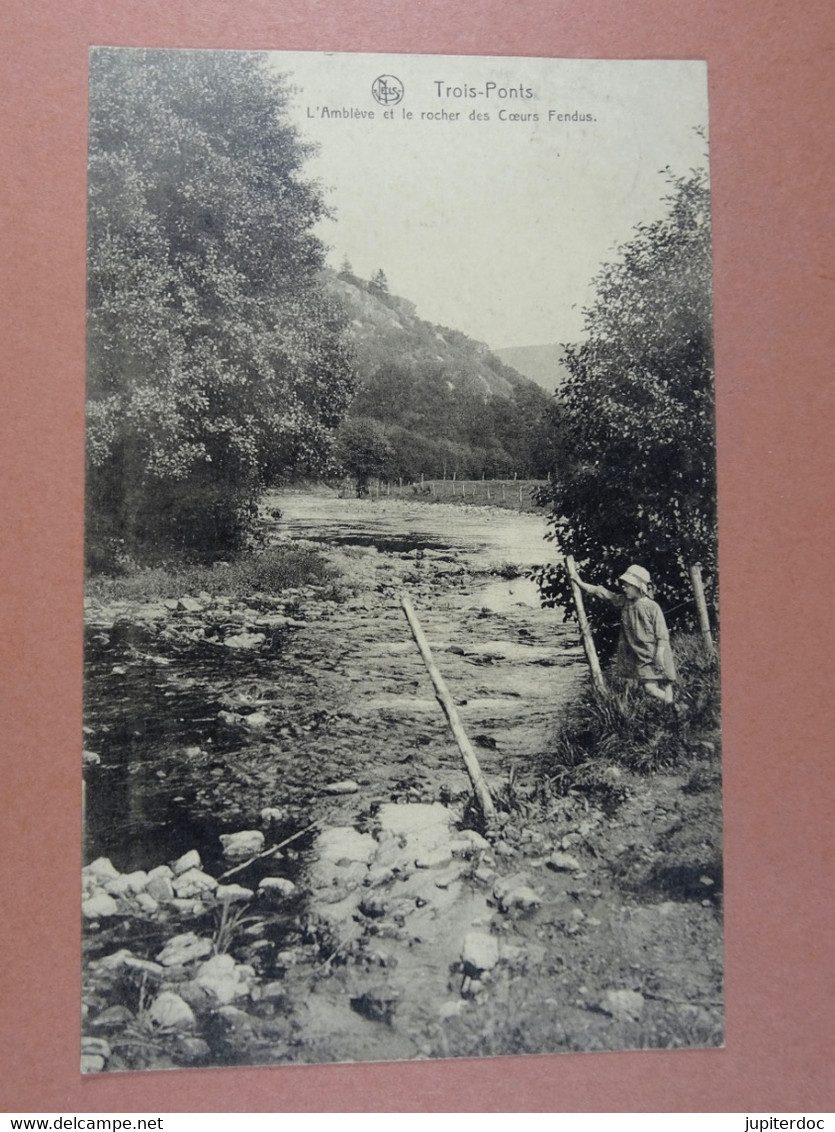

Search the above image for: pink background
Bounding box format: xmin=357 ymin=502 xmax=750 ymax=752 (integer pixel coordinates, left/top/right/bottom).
xmin=1 ymin=0 xmax=832 ymax=1112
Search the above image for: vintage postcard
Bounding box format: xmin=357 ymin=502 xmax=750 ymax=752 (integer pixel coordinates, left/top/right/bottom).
xmin=82 ymin=49 xmax=721 ymax=1072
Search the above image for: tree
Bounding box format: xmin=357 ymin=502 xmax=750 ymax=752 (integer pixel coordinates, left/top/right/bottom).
xmin=86 ymin=48 xmax=355 ymax=566
xmin=335 ymin=418 xmax=394 ymax=496
xmin=535 ymin=166 xmax=716 ymax=639
xmin=369 ymin=268 xmax=389 ymax=294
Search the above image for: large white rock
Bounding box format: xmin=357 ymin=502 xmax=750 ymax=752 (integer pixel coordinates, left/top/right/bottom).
xmin=547 ymin=851 xmax=582 ymax=873
xmin=148 ymin=991 xmax=196 ymax=1031
xmin=172 ymin=868 xmax=218 ymax=899
xmin=105 ymin=870 xmax=149 ymax=897
xmin=172 ymin=850 xmax=201 ymax=876
xmin=599 ymin=988 xmax=645 ymax=1022
xmin=461 ymin=931 xmax=500 ymax=976
xmin=83 ymin=857 xmax=120 ymax=883
xmin=82 ymin=892 xmax=120 ymax=919
xmin=193 ymin=954 xmax=254 ymax=1006
xmin=214 ymin=884 xmax=254 ymax=903
xmin=220 ymin=830 xmax=264 ymax=861
xmin=493 ymin=878 xmax=541 ymax=913
xmin=156 ymin=932 xmax=213 ymax=967
xmin=258 ymin=876 xmax=296 ymax=899
xmin=146 ymin=874 xmax=175 ymax=902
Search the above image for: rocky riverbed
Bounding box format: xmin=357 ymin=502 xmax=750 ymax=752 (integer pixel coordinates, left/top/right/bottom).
xmin=81 ymin=494 xmax=724 ymax=1071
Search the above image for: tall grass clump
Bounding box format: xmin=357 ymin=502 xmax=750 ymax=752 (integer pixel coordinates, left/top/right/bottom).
xmin=85 ymin=545 xmax=337 ymax=604
xmin=537 ymin=633 xmax=720 ymax=808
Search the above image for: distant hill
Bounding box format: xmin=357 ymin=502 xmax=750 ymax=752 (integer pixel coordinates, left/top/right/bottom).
xmin=493 ymin=344 xmax=572 ymax=394
xmin=326 ymin=269 xmax=533 ymax=400
xmin=323 ymin=270 xmax=560 ymax=480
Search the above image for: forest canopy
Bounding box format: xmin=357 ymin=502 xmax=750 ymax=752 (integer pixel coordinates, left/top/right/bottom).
xmin=86 ymin=49 xmax=355 ymax=567
xmin=535 ymin=165 xmax=717 ymax=637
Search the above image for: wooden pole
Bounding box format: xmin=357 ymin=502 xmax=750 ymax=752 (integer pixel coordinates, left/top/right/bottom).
xmin=689 ymin=564 xmax=716 ymax=658
xmin=565 ymin=555 xmax=606 ymax=695
xmin=401 ymin=595 xmax=495 ymax=820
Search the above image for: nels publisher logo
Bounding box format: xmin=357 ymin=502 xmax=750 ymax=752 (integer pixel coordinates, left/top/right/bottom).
xmin=371 ymin=74 xmax=404 ymax=106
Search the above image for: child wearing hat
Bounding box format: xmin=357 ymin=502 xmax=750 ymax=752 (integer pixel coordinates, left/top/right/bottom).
xmin=568 ymin=562 xmax=678 ymax=704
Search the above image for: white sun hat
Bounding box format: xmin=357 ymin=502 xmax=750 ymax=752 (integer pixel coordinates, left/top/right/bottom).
xmin=619 ymin=564 xmax=651 ymax=593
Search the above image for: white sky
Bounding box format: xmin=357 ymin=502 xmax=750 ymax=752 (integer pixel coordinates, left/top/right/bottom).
xmin=272 ymin=53 xmax=709 ymax=351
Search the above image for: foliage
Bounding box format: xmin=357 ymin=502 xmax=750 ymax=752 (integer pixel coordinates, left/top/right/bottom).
xmin=334 ymin=417 xmax=395 ymax=495
xmin=84 ymin=544 xmax=337 ymax=603
xmin=86 ymin=48 xmax=355 ymax=566
xmin=326 ymin=271 xmax=562 ymax=479
xmin=535 ymin=632 xmax=721 ymax=807
xmin=534 ymin=166 xmax=716 ymax=632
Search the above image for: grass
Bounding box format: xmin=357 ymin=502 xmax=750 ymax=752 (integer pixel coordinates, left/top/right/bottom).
xmin=534 ymin=633 xmax=721 ymax=809
xmin=85 ymin=545 xmax=339 ymax=604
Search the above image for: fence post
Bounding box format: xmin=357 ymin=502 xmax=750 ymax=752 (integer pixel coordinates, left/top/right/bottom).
xmin=565 ymin=555 xmax=606 ymax=695
xmin=689 ymin=564 xmax=716 ymax=658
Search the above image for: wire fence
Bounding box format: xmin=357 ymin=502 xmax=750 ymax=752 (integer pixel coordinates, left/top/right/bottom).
xmin=340 ymin=475 xmax=549 ymax=507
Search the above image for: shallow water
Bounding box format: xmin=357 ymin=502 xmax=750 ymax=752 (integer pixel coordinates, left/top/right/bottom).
xmin=84 ymin=494 xmax=567 ymax=876
xmin=268 ymin=492 xmax=557 ymax=568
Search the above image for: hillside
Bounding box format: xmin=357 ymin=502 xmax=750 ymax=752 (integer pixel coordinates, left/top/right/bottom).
xmin=493 ymin=343 xmax=572 ymax=394
xmin=324 ymin=269 xmax=560 ymax=481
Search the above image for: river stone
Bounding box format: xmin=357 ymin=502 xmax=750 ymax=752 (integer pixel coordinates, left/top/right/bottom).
xmin=81 ymin=1037 xmax=111 ymax=1073
xmin=243 ymin=711 xmax=270 ymax=731
xmin=172 ymin=850 xmax=201 ymax=876
xmin=90 ymin=1004 xmax=135 ymax=1030
xmin=105 ymin=870 xmax=148 ymax=897
xmin=173 ymin=1035 xmax=211 ymax=1065
xmin=156 ymin=932 xmax=213 ymax=967
xmin=415 ymin=847 xmax=453 ymax=870
xmin=148 ymin=991 xmax=196 ymax=1031
xmin=82 ymin=892 xmax=120 ymax=919
xmin=547 ymin=851 xmax=582 ymax=873
xmin=493 ymin=879 xmax=541 ymax=914
xmin=82 ymin=1036 xmax=111 ymax=1060
xmin=146 ymin=874 xmax=175 ymax=902
xmin=215 ymin=884 xmax=254 ymax=903
xmin=224 ymin=632 xmax=266 ymax=650
xmin=452 ymin=829 xmax=491 ymax=855
xmin=123 ymin=957 xmax=164 ymax=979
xmin=321 ymin=779 xmax=360 ymax=795
xmin=91 ymin=949 xmax=133 ymax=973
xmin=172 ymin=868 xmax=218 ymax=898
xmin=599 ymin=988 xmax=645 ymax=1022
xmin=135 ymin=893 xmax=160 ymax=915
xmin=220 ymin=830 xmax=264 ymax=861
xmin=260 ymin=806 xmax=288 ymax=826
xmin=259 ymin=876 xmax=296 ymax=898
xmin=83 ymin=857 xmax=120 ymax=883
xmin=193 ymin=954 xmax=254 ymax=1005
xmin=177 ymin=597 xmax=203 ymax=613
xmin=82 ymin=750 xmax=101 ymax=766
xmin=461 ymin=931 xmax=500 ymax=976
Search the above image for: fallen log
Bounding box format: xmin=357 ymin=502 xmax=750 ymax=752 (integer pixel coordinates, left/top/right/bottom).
xmin=401 ymin=594 xmax=496 ymax=820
